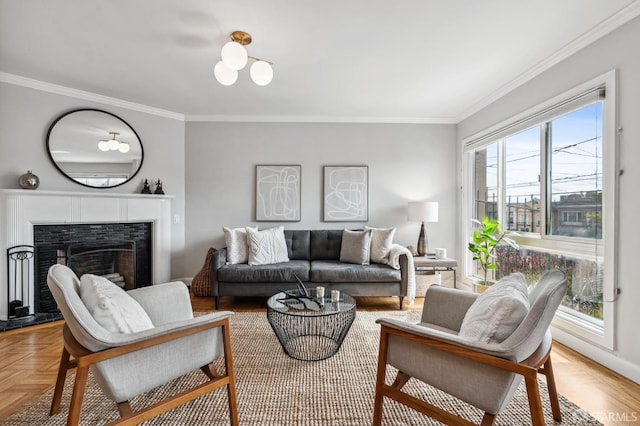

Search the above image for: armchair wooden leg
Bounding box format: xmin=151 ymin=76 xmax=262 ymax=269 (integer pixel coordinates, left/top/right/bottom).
xmin=480 ymin=413 xmax=496 ymax=426
xmin=117 ymin=401 xmax=133 ymax=418
xmin=524 ymin=372 xmax=545 ymax=426
xmin=541 ymin=356 xmax=562 ymax=421
xmin=391 ymin=371 xmax=411 ymax=390
xmin=222 ymin=321 xmax=239 ymax=426
xmin=201 ymin=363 xmax=223 ymax=380
xmin=50 ymin=347 xmax=72 ymax=416
xmin=373 ymin=330 xmax=390 ymax=426
xmin=67 ymin=365 xmax=90 ymax=426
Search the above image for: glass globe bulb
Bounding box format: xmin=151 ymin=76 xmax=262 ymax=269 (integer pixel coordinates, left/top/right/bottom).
xmin=98 ymin=140 xmax=109 ymax=151
xmin=221 ymin=41 xmax=248 ymax=71
xmin=250 ymin=60 xmax=273 ymax=86
xmin=118 ymin=142 xmax=130 ymax=153
xmin=214 ymin=60 xmax=238 ymax=86
xmin=108 ymin=138 xmax=120 ymax=150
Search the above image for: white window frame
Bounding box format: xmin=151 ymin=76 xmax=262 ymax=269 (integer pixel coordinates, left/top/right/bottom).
xmin=461 ymin=70 xmax=618 ymax=349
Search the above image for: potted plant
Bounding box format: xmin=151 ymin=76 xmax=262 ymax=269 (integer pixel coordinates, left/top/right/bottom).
xmin=468 ymin=216 xmax=519 ymax=292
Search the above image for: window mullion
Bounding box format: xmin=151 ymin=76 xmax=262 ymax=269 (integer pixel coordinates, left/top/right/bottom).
xmin=497 ymin=138 xmax=506 ymax=226
xmin=541 ymin=122 xmax=550 ymax=237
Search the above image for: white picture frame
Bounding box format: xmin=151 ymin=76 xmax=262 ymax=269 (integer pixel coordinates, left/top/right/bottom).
xmin=323 ymin=165 xmax=368 ymax=222
xmin=255 ymin=165 xmax=301 ymax=222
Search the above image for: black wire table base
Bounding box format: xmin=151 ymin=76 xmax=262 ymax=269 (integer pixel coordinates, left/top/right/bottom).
xmin=267 ymin=291 xmax=356 ymax=361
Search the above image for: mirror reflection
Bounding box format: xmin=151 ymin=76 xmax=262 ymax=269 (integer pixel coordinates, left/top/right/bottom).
xmin=46 ymin=109 xmax=143 ymax=188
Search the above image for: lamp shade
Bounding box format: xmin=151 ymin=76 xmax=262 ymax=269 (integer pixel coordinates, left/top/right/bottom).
xmin=407 ymin=201 xmax=439 ymax=222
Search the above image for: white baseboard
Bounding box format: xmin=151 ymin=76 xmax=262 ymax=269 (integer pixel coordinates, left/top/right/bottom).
xmin=552 ymin=325 xmax=640 ymax=385
xmin=174 ymin=277 xmax=193 ymax=287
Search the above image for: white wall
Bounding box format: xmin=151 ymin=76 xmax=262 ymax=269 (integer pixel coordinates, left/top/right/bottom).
xmin=457 ymin=16 xmax=640 ymax=382
xmin=184 ymin=122 xmax=457 ymax=275
xmin=0 ymin=82 xmax=188 ymax=278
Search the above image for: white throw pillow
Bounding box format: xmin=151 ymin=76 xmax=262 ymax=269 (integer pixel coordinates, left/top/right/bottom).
xmin=79 ymin=274 xmax=154 ymax=334
xmin=339 ymin=229 xmax=372 ymax=265
xmin=246 ymin=226 xmax=290 ymax=265
xmin=458 ymin=273 xmax=529 ymax=344
xmin=365 ymin=226 xmax=396 ymax=264
xmin=223 ymin=226 xmax=257 ymax=264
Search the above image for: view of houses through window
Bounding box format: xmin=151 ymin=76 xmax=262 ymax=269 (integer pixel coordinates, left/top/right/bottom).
xmin=470 ymin=99 xmax=604 ymax=323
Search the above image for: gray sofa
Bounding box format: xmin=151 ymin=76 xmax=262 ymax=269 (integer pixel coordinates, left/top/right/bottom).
xmin=211 ymin=230 xmax=409 ymax=309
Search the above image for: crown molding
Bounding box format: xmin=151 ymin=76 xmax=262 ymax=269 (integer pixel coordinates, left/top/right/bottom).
xmin=0 ymin=72 xmax=185 ymax=121
xmin=3 ymin=0 xmax=638 ymax=127
xmin=455 ymin=0 xmax=640 ymax=123
xmin=185 ymin=114 xmax=457 ymax=124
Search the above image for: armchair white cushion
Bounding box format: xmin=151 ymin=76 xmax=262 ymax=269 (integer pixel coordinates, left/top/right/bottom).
xmin=79 ymin=274 xmax=154 ymax=334
xmin=458 ymin=273 xmax=530 ymax=344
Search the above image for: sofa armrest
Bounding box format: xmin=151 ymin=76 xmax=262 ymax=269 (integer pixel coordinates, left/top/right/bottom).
xmin=210 ymin=247 xmax=228 ymax=297
xmin=399 ymin=253 xmax=409 ymax=297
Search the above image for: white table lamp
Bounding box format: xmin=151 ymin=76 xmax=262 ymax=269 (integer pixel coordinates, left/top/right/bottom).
xmin=408 ymin=201 xmax=439 ymax=256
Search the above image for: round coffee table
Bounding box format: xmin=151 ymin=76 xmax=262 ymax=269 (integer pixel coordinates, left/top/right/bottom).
xmin=266 ymin=289 xmax=356 ymax=361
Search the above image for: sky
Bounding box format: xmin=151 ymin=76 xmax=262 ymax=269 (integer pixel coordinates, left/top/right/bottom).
xmin=482 ymin=101 xmax=603 ymax=203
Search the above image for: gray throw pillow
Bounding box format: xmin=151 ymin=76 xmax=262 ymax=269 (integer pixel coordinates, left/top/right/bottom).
xmin=458 ymin=273 xmax=529 ymax=344
xmin=339 ymin=229 xmax=372 ymax=265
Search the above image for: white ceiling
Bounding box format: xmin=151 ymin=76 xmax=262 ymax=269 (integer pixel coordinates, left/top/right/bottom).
xmin=1 ymin=0 xmax=638 ymax=123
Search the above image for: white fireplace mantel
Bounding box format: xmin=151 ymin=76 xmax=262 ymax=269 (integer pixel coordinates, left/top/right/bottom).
xmin=0 ymin=189 xmax=173 ymax=320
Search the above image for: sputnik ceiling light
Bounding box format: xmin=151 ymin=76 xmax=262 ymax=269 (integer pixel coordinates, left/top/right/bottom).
xmin=98 ymin=131 xmax=130 ymax=153
xmin=214 ymin=31 xmax=273 ymax=86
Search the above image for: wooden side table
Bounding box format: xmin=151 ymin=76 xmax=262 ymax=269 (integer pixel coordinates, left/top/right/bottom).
xmin=413 ymin=256 xmax=458 ymax=288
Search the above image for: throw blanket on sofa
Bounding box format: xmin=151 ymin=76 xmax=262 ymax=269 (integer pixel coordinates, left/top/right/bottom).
xmin=385 ymin=245 xmax=416 ymax=305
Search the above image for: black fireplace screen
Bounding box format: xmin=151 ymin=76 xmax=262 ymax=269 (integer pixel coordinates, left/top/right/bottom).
xmin=63 ymin=241 xmax=136 ymax=290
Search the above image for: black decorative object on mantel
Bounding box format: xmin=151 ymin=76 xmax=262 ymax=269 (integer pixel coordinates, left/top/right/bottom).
xmin=141 ymin=179 xmax=152 ymax=194
xmin=154 ymin=180 xmax=165 ymax=195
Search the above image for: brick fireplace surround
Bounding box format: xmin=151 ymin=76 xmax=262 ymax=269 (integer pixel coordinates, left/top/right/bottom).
xmin=0 ymin=190 xmax=173 ymax=325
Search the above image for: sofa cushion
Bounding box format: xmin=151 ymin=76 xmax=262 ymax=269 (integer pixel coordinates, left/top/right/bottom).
xmin=310 ymin=230 xmax=343 ymax=260
xmin=79 ymin=274 xmax=154 ymax=334
xmin=284 ymin=230 xmax=311 ymax=260
xmin=340 ymin=229 xmax=372 ymax=265
xmin=223 ymin=226 xmax=256 ymax=264
xmin=365 ymin=226 xmax=396 ymax=264
xmin=458 ymin=273 xmax=530 ymax=344
xmin=218 ymin=260 xmax=310 ymax=282
xmin=310 ymin=260 xmax=401 ymax=283
xmin=247 ymin=226 xmax=290 ymax=265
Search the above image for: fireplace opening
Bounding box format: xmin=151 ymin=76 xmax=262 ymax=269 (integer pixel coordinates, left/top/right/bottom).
xmin=61 ymin=241 xmax=136 ymax=290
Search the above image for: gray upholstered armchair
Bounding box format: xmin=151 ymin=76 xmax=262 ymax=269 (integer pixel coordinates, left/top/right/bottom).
xmin=374 ymin=269 xmax=567 ymax=426
xmin=47 ymin=264 xmax=238 ymax=425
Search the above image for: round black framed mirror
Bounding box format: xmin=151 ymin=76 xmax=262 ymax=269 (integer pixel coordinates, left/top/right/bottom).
xmin=46 ymin=109 xmax=144 ymax=188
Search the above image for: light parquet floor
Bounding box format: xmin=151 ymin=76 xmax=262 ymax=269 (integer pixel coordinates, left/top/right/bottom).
xmin=1 ymin=295 xmax=639 ymax=425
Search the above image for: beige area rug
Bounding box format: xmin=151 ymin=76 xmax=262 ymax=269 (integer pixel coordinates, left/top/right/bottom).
xmin=5 ymin=311 xmax=602 ymax=425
